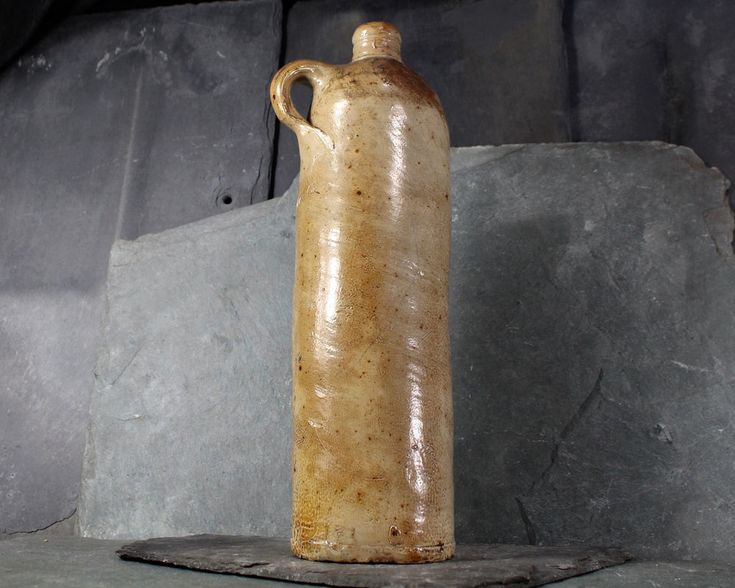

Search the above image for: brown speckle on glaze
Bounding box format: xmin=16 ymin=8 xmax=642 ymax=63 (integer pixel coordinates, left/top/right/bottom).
xmin=271 ymin=21 xmax=453 ymax=564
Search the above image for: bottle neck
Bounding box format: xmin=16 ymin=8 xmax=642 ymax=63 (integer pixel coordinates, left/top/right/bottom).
xmin=351 ymin=22 xmax=402 ymax=62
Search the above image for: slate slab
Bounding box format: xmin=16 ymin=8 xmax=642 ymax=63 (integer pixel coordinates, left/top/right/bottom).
xmin=0 ymin=0 xmax=282 ymax=537
xmin=449 ymin=143 xmax=734 ymax=563
xmin=6 ymin=535 xmax=735 ymax=588
xmin=274 ymin=0 xmax=569 ymax=195
xmin=80 ymin=142 xmax=735 ymax=564
xmin=79 ymin=193 xmax=296 ymax=539
xmin=116 ymin=535 xmax=630 ymax=587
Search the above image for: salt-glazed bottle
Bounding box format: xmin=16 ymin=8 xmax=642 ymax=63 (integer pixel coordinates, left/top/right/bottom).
xmin=270 ymin=21 xmax=453 ymax=564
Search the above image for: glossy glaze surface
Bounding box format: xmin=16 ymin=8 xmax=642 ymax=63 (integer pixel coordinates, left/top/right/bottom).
xmin=270 ymin=22 xmax=453 ymax=563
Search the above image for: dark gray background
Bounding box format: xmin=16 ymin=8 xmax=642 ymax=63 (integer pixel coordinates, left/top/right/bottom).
xmin=1 ymin=0 xmax=734 ymax=559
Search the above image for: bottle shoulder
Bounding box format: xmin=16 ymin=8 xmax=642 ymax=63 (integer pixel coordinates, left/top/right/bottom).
xmin=320 ymin=58 xmax=444 ymax=114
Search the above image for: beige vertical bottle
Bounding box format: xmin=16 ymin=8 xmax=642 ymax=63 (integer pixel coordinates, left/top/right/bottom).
xmin=270 ymin=22 xmax=453 ymax=563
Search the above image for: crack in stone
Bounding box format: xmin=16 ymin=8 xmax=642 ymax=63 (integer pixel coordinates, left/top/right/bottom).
xmin=450 ymin=145 xmax=526 ymax=173
xmin=7 ymin=508 xmax=77 ymax=536
xmin=530 ymin=368 xmax=605 ymax=493
xmin=515 ymin=497 xmax=538 ymax=545
xmin=110 ymin=345 xmax=143 ymax=386
xmin=516 ymin=369 xmax=605 ymax=543
xmin=702 ymin=206 xmax=735 ymax=259
xmin=249 ymin=152 xmax=265 ymax=205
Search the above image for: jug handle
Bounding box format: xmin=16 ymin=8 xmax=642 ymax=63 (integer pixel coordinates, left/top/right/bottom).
xmin=270 ymin=60 xmax=335 ymax=150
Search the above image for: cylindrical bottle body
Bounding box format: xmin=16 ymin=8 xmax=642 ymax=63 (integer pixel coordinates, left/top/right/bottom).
xmin=289 ymin=57 xmax=454 ymax=563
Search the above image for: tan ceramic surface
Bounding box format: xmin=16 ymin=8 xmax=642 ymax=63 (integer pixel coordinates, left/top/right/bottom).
xmin=270 ymin=22 xmax=453 ymax=563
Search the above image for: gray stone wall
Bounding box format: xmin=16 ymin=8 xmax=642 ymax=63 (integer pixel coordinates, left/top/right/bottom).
xmin=0 ymin=0 xmax=281 ymax=536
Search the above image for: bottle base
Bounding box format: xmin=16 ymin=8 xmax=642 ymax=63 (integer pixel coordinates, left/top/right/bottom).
xmin=291 ymin=539 xmax=455 ymax=564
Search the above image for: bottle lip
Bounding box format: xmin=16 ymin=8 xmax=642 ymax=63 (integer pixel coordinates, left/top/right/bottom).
xmin=352 ymin=21 xmax=402 ymax=62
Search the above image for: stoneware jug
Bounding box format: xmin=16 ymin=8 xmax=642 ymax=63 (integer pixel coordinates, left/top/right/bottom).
xmin=270 ymin=21 xmax=453 ymax=564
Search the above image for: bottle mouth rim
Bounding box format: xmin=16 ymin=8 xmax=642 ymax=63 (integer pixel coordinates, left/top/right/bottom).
xmin=352 ymin=21 xmax=402 ymax=62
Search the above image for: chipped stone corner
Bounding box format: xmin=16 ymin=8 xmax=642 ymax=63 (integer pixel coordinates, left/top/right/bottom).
xmin=703 ymin=204 xmax=735 ymax=259
xmin=665 ymin=143 xmax=732 ymax=190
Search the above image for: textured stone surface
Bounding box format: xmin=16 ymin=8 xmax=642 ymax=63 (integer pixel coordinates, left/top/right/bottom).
xmin=450 ymin=143 xmax=733 ymax=563
xmin=79 ymin=194 xmax=296 ymax=539
xmin=80 ymin=142 xmax=735 ymax=564
xmin=274 ymin=0 xmax=569 ymax=195
xmin=0 ymin=0 xmax=281 ymax=536
xmin=0 ymin=535 xmax=282 ymax=587
xmin=554 ymin=560 xmax=735 ymax=588
xmin=117 ymin=535 xmax=630 ymax=587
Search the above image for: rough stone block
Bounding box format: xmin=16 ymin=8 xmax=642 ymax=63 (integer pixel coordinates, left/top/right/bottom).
xmin=450 ymin=143 xmax=733 ymax=563
xmin=79 ymin=193 xmax=295 ymax=539
xmin=80 ymin=143 xmax=735 ymax=564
